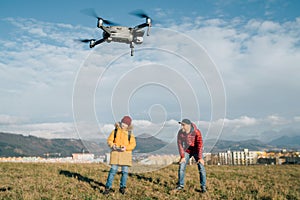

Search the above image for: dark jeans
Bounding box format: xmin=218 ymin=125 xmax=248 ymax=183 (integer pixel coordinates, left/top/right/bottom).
xmin=178 ymin=152 xmax=206 ymax=188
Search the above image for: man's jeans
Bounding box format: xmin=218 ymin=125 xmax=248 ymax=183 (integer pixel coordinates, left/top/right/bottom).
xmin=105 ymin=165 xmax=128 ymax=188
xmin=178 ymin=152 xmax=206 ymax=188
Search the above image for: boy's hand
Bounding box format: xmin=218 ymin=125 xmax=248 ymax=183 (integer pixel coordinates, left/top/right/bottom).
xmin=121 ymin=146 xmax=126 ymax=152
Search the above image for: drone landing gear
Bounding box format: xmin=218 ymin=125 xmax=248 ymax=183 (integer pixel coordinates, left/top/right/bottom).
xmin=130 ymin=48 xmax=134 ymax=56
xmin=130 ymin=42 xmax=134 ymax=56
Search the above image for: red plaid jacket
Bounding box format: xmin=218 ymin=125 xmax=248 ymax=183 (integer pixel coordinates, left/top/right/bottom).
xmin=177 ymin=123 xmax=203 ymax=159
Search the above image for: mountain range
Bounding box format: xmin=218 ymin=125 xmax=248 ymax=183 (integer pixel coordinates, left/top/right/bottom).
xmin=0 ymin=132 xmax=101 ymax=157
xmin=0 ymin=132 xmax=299 ymax=157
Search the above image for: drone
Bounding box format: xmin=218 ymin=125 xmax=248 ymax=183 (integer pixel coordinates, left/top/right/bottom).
xmin=79 ymin=9 xmax=152 ymax=56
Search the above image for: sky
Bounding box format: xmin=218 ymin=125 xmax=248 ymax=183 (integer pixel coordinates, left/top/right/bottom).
xmin=1 ymin=0 xmax=300 ymax=153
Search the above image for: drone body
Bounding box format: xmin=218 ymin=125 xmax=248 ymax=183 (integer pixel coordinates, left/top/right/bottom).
xmin=80 ymin=9 xmax=151 ymax=56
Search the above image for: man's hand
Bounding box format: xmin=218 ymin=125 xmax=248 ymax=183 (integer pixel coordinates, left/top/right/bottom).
xmin=179 ymin=157 xmax=186 ymax=164
xmin=198 ymin=158 xmax=205 ymax=165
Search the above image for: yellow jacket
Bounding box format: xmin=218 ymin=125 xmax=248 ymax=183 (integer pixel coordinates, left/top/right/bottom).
xmin=107 ymin=125 xmax=136 ymax=166
xmin=107 ymin=126 xmax=136 ymax=151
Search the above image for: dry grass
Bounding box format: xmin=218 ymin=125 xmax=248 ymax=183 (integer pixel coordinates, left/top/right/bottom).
xmin=0 ymin=162 xmax=299 ymax=200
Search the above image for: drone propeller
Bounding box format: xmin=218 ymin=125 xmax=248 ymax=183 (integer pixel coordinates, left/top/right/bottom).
xmin=76 ymin=37 xmax=107 ymax=48
xmin=77 ymin=39 xmax=96 ymax=43
xmin=129 ymin=9 xmax=150 ymax=19
xmin=130 ymin=10 xmax=152 ymax=36
xmin=81 ymin=8 xmax=119 ymax=25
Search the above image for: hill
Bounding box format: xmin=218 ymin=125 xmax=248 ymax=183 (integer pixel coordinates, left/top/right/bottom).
xmin=1 ymin=132 xmax=299 ymax=157
xmin=0 ymin=132 xmax=168 ymax=157
xmin=208 ymin=139 xmax=276 ymax=153
xmin=269 ymin=136 xmax=300 ymax=149
xmin=134 ymin=133 xmax=167 ymax=153
xmin=0 ymin=132 xmax=102 ymax=157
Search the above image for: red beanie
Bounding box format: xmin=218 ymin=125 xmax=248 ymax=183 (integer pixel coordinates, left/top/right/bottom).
xmin=121 ymin=116 xmax=132 ymax=126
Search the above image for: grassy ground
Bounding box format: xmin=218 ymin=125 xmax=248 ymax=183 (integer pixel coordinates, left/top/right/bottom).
xmin=0 ymin=162 xmax=299 ymax=200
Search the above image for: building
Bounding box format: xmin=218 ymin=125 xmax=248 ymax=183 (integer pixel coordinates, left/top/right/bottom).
xmin=72 ymin=153 xmax=94 ymax=161
xmin=105 ymin=153 xmax=110 ymax=164
xmin=218 ymin=149 xmax=262 ymax=165
xmin=218 ymin=150 xmax=232 ymax=165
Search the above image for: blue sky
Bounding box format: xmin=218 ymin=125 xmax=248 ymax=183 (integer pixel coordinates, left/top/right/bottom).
xmin=1 ymin=0 xmax=300 ymax=149
xmin=1 ymin=0 xmax=299 ymax=26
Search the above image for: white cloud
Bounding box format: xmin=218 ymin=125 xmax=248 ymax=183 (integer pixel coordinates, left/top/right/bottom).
xmin=0 ymin=115 xmax=27 ymax=125
xmin=181 ymin=17 xmax=300 ymax=119
xmin=265 ymin=115 xmax=290 ymax=126
xmin=165 ymin=119 xmax=179 ymax=126
xmin=223 ymin=116 xmax=258 ymax=128
xmin=294 ymin=116 xmax=300 ymax=122
xmin=99 ymin=123 xmax=115 ymax=135
xmin=1 ymin=15 xmax=300 ymax=142
xmin=132 ymin=120 xmax=153 ymax=127
xmin=0 ymin=18 xmax=92 ymax=122
xmin=1 ymin=122 xmax=77 ymax=139
xmin=1 ymin=114 xmax=299 ymax=143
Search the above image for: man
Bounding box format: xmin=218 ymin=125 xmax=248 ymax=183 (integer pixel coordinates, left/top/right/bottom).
xmin=103 ymin=116 xmax=136 ymax=195
xmin=176 ymin=118 xmax=206 ymax=193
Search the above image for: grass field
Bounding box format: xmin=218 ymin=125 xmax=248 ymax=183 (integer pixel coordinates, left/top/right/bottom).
xmin=0 ymin=162 xmax=299 ymax=200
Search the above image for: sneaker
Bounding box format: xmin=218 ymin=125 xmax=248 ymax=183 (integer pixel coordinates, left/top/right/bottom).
xmin=119 ymin=187 xmax=126 ymax=194
xmin=201 ymin=186 xmax=207 ymax=193
xmin=175 ymin=185 xmax=184 ymax=191
xmin=103 ymin=187 xmax=113 ymax=195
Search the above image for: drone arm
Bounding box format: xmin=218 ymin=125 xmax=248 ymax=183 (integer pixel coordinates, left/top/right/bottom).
xmin=99 ymin=26 xmax=111 ymax=35
xmin=94 ymin=38 xmax=106 ymax=46
xmin=89 ymin=37 xmax=107 ymax=48
xmin=135 ymin=23 xmax=148 ymax=29
xmin=134 ymin=23 xmax=151 ymax=36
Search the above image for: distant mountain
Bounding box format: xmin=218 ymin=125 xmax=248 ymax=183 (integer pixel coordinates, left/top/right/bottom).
xmin=269 ymin=136 xmax=300 ymax=149
xmin=134 ymin=133 xmax=167 ymax=153
xmin=0 ymin=132 xmax=168 ymax=157
xmin=208 ymin=139 xmax=276 ymax=153
xmin=0 ymin=132 xmax=102 ymax=157
xmin=1 ymin=132 xmax=299 ymax=158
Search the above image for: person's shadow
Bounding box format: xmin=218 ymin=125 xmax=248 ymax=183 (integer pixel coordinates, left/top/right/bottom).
xmin=59 ymin=170 xmax=105 ymax=191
